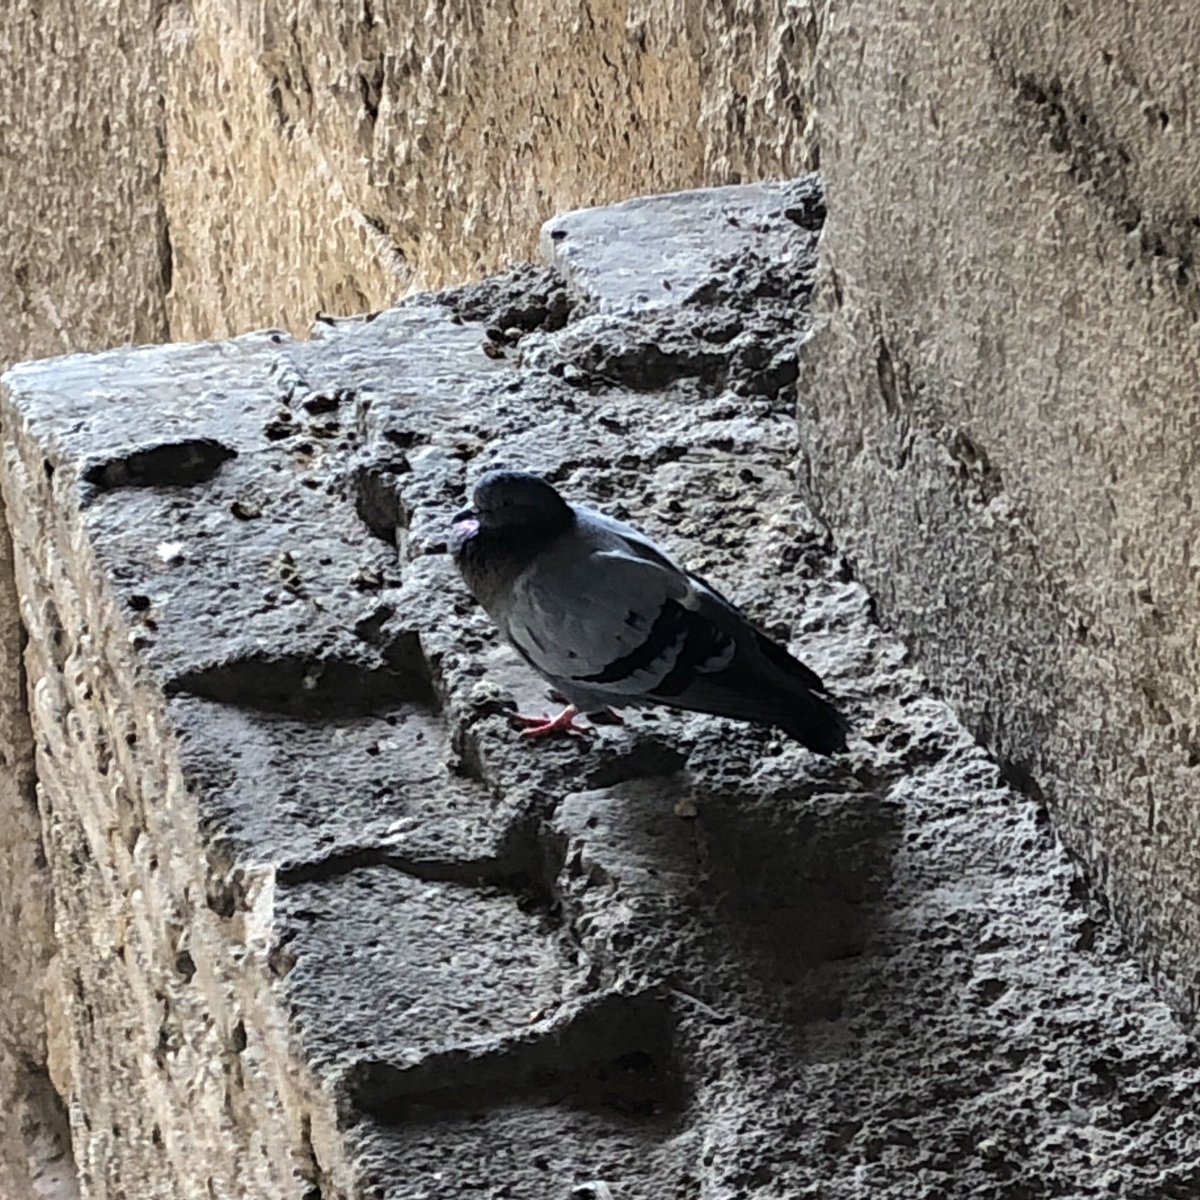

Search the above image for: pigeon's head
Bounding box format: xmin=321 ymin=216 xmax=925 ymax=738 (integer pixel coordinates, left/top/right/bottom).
xmin=452 ymin=470 xmax=574 ymax=547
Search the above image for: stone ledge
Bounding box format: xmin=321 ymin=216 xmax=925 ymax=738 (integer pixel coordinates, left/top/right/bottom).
xmin=2 ymin=177 xmax=1198 ymax=1199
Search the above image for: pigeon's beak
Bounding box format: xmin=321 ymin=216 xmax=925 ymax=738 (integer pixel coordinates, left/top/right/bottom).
xmin=451 ymin=508 xmax=481 ymax=540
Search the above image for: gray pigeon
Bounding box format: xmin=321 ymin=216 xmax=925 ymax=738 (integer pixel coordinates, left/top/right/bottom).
xmin=449 ymin=469 xmax=849 ymax=754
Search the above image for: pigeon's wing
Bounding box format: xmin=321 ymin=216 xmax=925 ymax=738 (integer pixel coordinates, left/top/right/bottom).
xmin=640 ymin=581 xmax=849 ymax=752
xmin=587 ymin=517 xmax=827 ymax=692
xmin=504 ymin=542 xmax=737 ymax=700
xmin=683 ymin=567 xmax=830 ymax=696
xmin=501 ymin=508 xmax=848 ymax=752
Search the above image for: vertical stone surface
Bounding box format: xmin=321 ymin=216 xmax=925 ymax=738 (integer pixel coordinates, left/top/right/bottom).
xmin=0 ymin=0 xmax=170 ymax=365
xmin=160 ymin=0 xmax=822 ymax=339
xmin=797 ymin=1 xmax=1200 ymax=1013
xmin=3 ymin=179 xmax=1199 ymax=1198
xmin=1 ymin=11 xmax=170 ymax=1185
xmin=0 ymin=518 xmax=75 ymax=1200
xmin=0 ymin=0 xmax=822 ymax=367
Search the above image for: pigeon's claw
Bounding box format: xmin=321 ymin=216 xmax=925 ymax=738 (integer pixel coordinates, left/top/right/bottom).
xmin=513 ymin=705 xmax=588 ymax=739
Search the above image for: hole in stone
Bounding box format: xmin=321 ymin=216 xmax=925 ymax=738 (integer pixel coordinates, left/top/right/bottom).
xmin=17 ymin=1065 xmax=78 ymax=1195
xmin=81 ymin=438 xmax=236 ymax=491
xmin=782 ymin=197 xmax=826 ymax=231
xmin=383 ymin=427 xmax=427 ymax=449
xmin=206 ymin=879 xmax=238 ymax=919
xmin=164 ymin=634 xmax=435 ymax=719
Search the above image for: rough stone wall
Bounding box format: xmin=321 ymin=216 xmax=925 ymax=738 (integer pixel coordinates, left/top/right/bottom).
xmin=3 ymin=179 xmax=1200 ymax=1200
xmin=797 ymin=2 xmax=1200 ymax=1012
xmin=162 ymin=0 xmax=821 ymax=339
xmin=0 ymin=0 xmax=170 ymax=365
xmin=1 ymin=6 xmax=169 ymax=1193
xmin=0 ymin=519 xmax=74 ymax=1200
xmin=0 ymin=0 xmax=820 ymax=368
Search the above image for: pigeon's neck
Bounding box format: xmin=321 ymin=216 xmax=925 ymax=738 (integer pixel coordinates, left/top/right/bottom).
xmin=455 ymin=523 xmax=567 ymax=613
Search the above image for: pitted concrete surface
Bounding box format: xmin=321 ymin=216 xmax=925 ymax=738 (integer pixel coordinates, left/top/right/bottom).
xmin=3 ymin=177 xmax=1199 ymax=1199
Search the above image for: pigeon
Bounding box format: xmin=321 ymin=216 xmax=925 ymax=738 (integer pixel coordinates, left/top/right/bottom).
xmin=449 ymin=469 xmax=849 ymax=754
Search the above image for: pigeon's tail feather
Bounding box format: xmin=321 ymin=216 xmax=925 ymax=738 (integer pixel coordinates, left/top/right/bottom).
xmin=639 ymin=595 xmax=851 ymax=754
xmin=774 ymin=687 xmax=850 ymax=756
xmin=737 ymin=618 xmax=849 ymax=753
xmin=649 ymin=669 xmax=850 ymax=755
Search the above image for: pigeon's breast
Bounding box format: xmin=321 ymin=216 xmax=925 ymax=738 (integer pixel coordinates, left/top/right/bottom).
xmin=453 ymin=525 xmax=555 ymax=618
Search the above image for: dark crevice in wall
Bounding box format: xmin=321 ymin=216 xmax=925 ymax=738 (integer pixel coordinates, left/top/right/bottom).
xmin=152 ymin=92 xmax=174 ymax=341
xmin=357 ymin=57 xmax=384 ymax=126
xmin=13 ymin=1059 xmax=80 ymax=1200
xmin=296 ymin=1113 xmax=326 ymax=1200
xmin=261 ymin=18 xmax=317 ymax=135
xmin=157 ymin=199 xmax=174 ymax=302
xmin=15 ymin=619 xmax=38 ymax=814
xmin=994 ymin=52 xmax=1200 ymax=312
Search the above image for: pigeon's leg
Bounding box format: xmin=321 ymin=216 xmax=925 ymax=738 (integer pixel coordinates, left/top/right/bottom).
xmin=512 ymin=705 xmax=589 ymax=739
xmin=545 ymin=687 xmax=624 ymax=726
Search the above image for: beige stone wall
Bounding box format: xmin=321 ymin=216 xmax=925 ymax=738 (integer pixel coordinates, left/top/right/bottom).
xmin=1 ymin=6 xmax=168 ymax=1192
xmin=798 ymin=1 xmax=1200 ymax=1011
xmin=1 ymin=0 xmax=823 ymax=366
xmin=160 ymin=0 xmax=821 ymax=340
xmin=0 ymin=522 xmax=72 ymax=1200
xmin=0 ymin=0 xmax=170 ymax=364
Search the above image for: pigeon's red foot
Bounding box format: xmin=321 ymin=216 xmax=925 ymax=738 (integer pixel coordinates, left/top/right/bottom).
xmin=513 ymin=705 xmax=588 ymax=739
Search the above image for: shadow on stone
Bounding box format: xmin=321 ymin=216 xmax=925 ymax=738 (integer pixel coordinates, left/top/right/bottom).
xmin=345 ymin=989 xmax=684 ymax=1126
xmin=696 ymin=781 xmax=901 ymax=1010
xmin=164 ymin=635 xmax=435 ymax=719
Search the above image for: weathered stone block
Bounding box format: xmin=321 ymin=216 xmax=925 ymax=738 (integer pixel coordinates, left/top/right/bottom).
xmin=797 ymin=0 xmax=1200 ymax=1015
xmin=3 ymin=179 xmax=1198 ymax=1199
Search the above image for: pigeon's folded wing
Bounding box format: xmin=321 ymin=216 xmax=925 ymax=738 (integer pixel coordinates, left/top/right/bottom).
xmin=505 ymin=547 xmax=735 ymax=699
